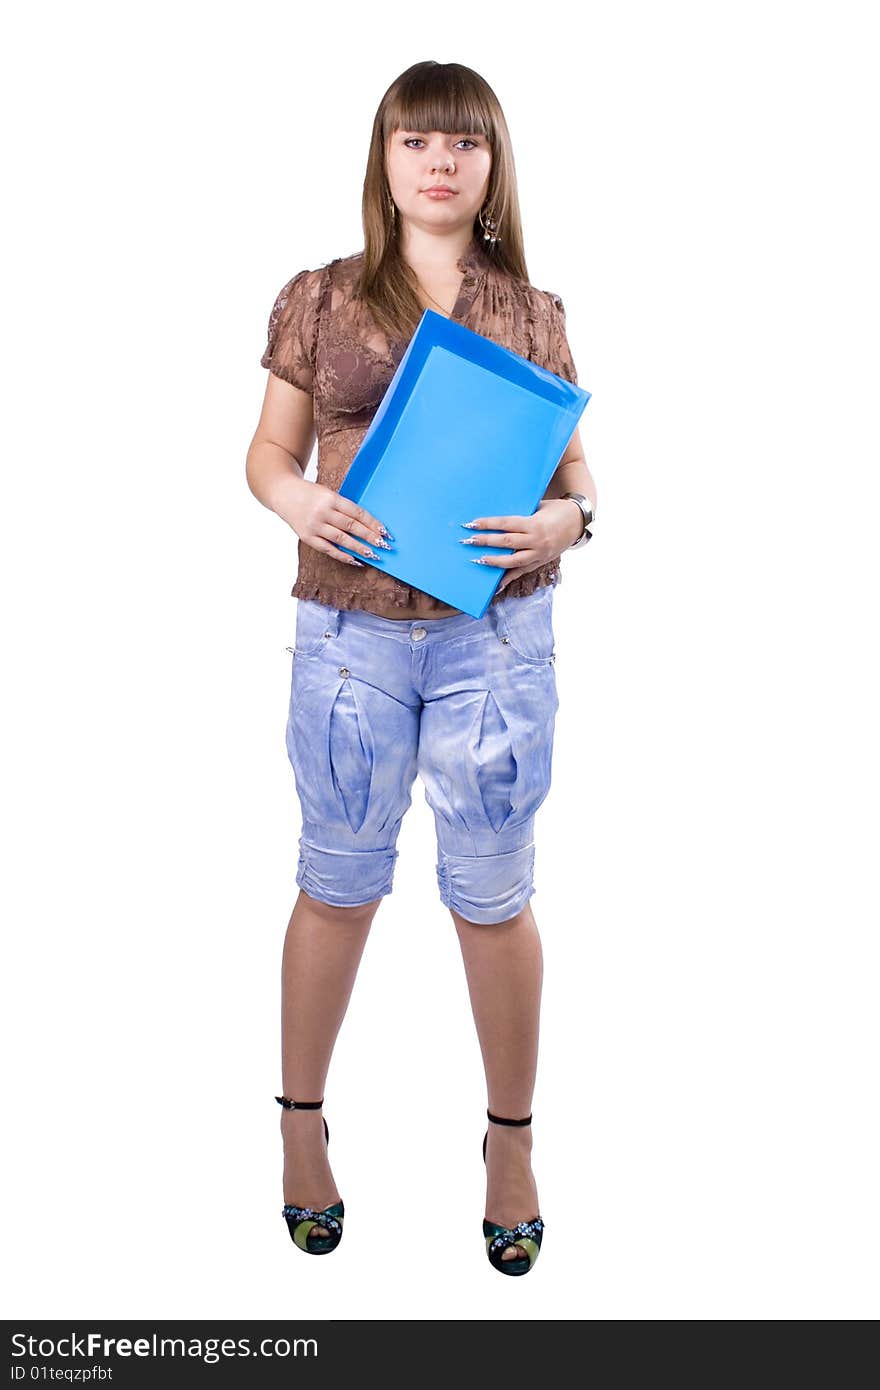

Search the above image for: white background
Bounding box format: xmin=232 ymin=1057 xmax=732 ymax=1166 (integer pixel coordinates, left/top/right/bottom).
xmin=3 ymin=0 xmax=878 ymax=1321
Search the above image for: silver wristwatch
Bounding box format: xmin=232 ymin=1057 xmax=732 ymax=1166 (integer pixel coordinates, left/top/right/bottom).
xmin=561 ymin=492 xmax=594 ymax=549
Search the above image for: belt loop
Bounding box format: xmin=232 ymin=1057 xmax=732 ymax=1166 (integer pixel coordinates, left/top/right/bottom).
xmin=487 ymin=595 xmax=507 ymax=641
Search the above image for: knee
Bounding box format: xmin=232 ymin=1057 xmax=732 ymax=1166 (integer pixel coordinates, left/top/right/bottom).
xmin=299 ymin=891 xmax=382 ymax=926
xmin=436 ymin=844 xmax=536 ymax=926
xmin=296 ymin=840 xmax=398 ymax=913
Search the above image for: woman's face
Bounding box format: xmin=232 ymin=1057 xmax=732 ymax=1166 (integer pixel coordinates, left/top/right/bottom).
xmin=386 ymin=127 xmax=492 ymax=237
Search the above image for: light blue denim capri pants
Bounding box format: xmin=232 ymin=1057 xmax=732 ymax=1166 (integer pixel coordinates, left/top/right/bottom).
xmin=284 ymin=580 xmax=560 ymax=925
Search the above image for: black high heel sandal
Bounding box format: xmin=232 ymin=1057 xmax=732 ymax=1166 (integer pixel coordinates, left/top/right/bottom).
xmin=275 ymin=1095 xmax=345 ymax=1254
xmin=482 ymin=1109 xmax=545 ymax=1276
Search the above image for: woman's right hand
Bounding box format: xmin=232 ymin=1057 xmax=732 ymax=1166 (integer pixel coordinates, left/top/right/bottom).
xmin=279 ymin=478 xmax=392 ymax=567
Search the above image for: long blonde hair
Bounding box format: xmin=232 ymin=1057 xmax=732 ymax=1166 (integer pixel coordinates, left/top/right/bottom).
xmin=357 ymin=61 xmax=530 ymax=340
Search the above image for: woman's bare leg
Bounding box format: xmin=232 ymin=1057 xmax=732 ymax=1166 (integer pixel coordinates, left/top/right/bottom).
xmin=280 ymin=890 xmax=380 ymax=1236
xmin=451 ymin=900 xmax=543 ymax=1263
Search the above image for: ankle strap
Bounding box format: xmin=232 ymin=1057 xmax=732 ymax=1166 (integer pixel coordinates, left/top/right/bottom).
xmin=275 ymin=1095 xmax=324 ymax=1110
xmin=487 ymin=1108 xmax=532 ymax=1126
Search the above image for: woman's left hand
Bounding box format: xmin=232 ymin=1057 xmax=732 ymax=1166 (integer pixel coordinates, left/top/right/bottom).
xmin=460 ymin=498 xmax=585 ymax=592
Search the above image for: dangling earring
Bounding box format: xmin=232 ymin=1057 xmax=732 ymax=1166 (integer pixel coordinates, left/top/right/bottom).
xmin=388 ymin=196 xmax=397 ymax=221
xmin=478 ymin=205 xmax=500 ymax=244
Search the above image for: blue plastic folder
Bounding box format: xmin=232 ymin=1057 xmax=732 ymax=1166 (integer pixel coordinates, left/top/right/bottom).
xmin=336 ymin=308 xmax=591 ymax=619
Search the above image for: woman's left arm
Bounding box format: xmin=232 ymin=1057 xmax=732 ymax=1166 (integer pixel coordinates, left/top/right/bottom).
xmin=541 ymin=424 xmax=597 ymax=519
xmin=461 ymin=425 xmax=598 ymax=591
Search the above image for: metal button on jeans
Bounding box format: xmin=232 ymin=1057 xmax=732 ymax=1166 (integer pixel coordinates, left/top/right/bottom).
xmin=411 ymin=627 xmax=427 ymax=641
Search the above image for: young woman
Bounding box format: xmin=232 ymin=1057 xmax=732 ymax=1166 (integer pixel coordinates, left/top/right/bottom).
xmin=246 ymin=60 xmax=597 ymax=1276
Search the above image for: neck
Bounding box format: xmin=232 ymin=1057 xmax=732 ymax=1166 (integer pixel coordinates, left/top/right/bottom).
xmin=398 ymin=225 xmax=476 ymax=274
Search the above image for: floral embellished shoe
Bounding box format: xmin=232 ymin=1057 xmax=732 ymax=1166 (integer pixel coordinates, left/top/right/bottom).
xmin=275 ymin=1095 xmax=345 ymax=1254
xmin=482 ymin=1109 xmax=545 ymax=1276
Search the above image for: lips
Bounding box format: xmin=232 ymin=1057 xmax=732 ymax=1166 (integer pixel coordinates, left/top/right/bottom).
xmin=423 ymin=186 xmax=456 ymax=194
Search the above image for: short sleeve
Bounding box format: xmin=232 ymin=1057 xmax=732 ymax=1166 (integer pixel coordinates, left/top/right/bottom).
xmin=542 ymin=290 xmax=578 ymax=386
xmin=260 ymin=267 xmax=323 ymax=393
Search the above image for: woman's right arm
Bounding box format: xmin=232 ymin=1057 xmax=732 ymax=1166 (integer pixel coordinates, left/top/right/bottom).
xmin=246 ymin=372 xmax=389 ymax=563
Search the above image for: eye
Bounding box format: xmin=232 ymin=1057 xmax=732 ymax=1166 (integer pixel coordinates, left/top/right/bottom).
xmin=403 ymin=137 xmax=479 ymax=151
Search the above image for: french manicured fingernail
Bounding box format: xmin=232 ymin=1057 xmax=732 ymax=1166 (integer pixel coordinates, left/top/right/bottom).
xmin=459 ymin=537 xmax=477 ymax=545
xmin=379 ymin=525 xmax=394 ymax=539
xmin=349 ymin=557 xmax=365 ymax=566
xmin=373 ymin=537 xmax=393 ymax=549
xmin=461 ymin=520 xmax=479 ymax=529
xmin=470 ymin=557 xmax=489 ymax=565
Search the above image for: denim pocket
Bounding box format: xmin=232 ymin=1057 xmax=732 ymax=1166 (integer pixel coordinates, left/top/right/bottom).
xmin=291 ymin=601 xmax=339 ymax=658
xmin=496 ymin=587 xmax=556 ymax=666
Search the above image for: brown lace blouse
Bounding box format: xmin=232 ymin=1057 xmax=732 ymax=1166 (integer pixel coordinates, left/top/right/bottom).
xmin=260 ymin=236 xmax=579 ymax=617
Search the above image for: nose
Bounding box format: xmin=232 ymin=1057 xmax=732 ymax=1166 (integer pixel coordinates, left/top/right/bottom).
xmin=430 ymin=142 xmax=454 ymax=173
